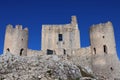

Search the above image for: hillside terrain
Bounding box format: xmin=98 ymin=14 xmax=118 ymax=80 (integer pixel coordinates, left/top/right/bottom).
xmin=0 ymin=52 xmax=100 ymax=80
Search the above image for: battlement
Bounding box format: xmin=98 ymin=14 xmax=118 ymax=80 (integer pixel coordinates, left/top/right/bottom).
xmin=15 ymin=25 xmax=23 ymax=30
xmin=6 ymin=24 xmax=28 ymax=32
xmin=6 ymin=24 xmax=13 ymax=33
xmin=7 ymin=24 xmax=13 ymax=29
xmin=24 ymin=27 xmax=28 ymax=31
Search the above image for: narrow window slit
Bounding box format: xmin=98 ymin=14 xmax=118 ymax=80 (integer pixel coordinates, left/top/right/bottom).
xmin=20 ymin=48 xmax=24 ymax=56
xmin=103 ymin=36 xmax=105 ymax=38
xmin=93 ymin=48 xmax=96 ymax=54
xmin=64 ymin=49 xmax=66 ymax=55
xmin=110 ymin=67 xmax=113 ymax=71
xmin=103 ymin=45 xmax=107 ymax=54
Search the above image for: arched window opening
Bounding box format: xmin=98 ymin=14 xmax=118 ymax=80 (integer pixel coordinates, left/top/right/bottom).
xmin=110 ymin=67 xmax=113 ymax=71
xmin=103 ymin=36 xmax=105 ymax=38
xmin=103 ymin=45 xmax=107 ymax=54
xmin=20 ymin=48 xmax=24 ymax=56
xmin=93 ymin=48 xmax=96 ymax=54
xmin=6 ymin=48 xmax=10 ymax=52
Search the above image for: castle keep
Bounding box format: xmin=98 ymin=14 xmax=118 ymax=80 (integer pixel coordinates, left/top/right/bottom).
xmin=42 ymin=16 xmax=80 ymax=55
xmin=3 ymin=16 xmax=120 ymax=79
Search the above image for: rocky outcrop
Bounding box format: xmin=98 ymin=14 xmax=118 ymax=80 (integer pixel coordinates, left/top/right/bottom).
xmin=0 ymin=53 xmax=98 ymax=80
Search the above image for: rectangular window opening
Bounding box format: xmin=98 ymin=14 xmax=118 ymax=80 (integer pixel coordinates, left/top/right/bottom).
xmin=58 ymin=34 xmax=63 ymax=41
xmin=103 ymin=45 xmax=107 ymax=54
xmin=47 ymin=49 xmax=53 ymax=55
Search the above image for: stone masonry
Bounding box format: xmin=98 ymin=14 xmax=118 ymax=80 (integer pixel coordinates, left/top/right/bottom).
xmin=3 ymin=16 xmax=120 ymax=80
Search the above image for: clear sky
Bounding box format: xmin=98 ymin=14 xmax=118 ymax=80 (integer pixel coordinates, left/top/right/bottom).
xmin=0 ymin=0 xmax=120 ymax=58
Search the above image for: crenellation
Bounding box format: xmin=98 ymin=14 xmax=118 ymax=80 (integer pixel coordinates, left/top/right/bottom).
xmin=15 ymin=25 xmax=23 ymax=30
xmin=6 ymin=25 xmax=14 ymax=35
xmin=4 ymin=25 xmax=28 ymax=56
xmin=24 ymin=27 xmax=28 ymax=31
xmin=106 ymin=21 xmax=112 ymax=26
xmin=7 ymin=24 xmax=13 ymax=29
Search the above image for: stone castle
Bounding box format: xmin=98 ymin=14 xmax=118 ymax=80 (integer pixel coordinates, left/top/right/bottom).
xmin=3 ymin=16 xmax=120 ymax=79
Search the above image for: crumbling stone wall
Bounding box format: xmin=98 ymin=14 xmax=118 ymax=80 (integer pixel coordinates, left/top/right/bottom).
xmin=67 ymin=47 xmax=92 ymax=68
xmin=41 ymin=16 xmax=80 ymax=51
xmin=27 ymin=49 xmax=44 ymax=56
xmin=3 ymin=16 xmax=120 ymax=80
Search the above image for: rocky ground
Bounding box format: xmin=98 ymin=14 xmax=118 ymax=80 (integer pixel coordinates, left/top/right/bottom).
xmin=0 ymin=53 xmax=98 ymax=80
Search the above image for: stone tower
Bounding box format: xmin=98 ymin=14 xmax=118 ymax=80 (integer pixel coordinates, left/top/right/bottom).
xmin=4 ymin=25 xmax=28 ymax=56
xmin=41 ymin=16 xmax=80 ymax=54
xmin=90 ymin=22 xmax=120 ymax=79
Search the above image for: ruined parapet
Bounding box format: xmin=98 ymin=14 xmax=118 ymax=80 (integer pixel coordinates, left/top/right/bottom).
xmin=66 ymin=47 xmax=92 ymax=69
xmin=90 ymin=22 xmax=120 ymax=79
xmin=90 ymin=21 xmax=116 ymax=55
xmin=4 ymin=25 xmax=28 ymax=56
xmin=71 ymin=16 xmax=78 ymax=29
xmin=41 ymin=16 xmax=80 ymax=52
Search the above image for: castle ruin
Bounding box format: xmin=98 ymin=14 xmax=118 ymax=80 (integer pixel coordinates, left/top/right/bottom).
xmin=3 ymin=16 xmax=120 ymax=79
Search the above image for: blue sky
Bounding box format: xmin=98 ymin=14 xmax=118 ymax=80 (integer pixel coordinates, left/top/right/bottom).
xmin=0 ymin=0 xmax=120 ymax=58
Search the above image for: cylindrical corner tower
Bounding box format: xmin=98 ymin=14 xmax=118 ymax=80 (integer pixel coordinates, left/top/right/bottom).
xmin=90 ymin=21 xmax=116 ymax=55
xmin=90 ymin=22 xmax=119 ymax=79
xmin=4 ymin=25 xmax=28 ymax=56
